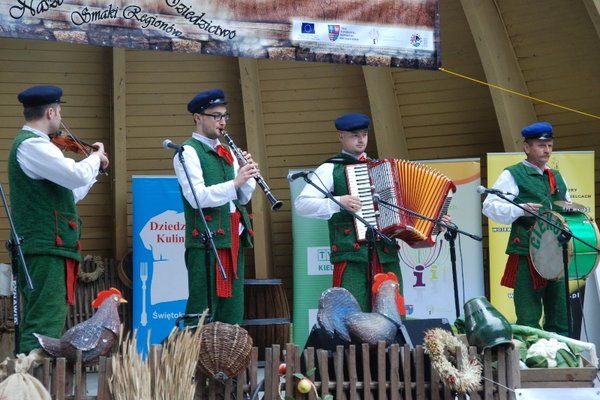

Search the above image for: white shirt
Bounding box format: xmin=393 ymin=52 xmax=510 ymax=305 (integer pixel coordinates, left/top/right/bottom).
xmin=295 ymin=151 xmax=365 ymax=219
xmin=17 ymin=125 xmax=100 ymax=203
xmin=173 ymin=132 xmax=255 ymax=213
xmin=482 ymin=159 xmax=570 ymax=225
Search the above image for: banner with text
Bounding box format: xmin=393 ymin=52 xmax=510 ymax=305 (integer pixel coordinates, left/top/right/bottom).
xmin=290 ymin=158 xmax=484 ymax=348
xmin=0 ymin=0 xmax=440 ymax=69
xmin=132 ymin=175 xmax=187 ymax=354
xmin=487 ymin=152 xmax=596 ymax=328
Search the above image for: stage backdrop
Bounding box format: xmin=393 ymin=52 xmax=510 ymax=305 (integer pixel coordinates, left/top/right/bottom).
xmin=487 ymin=151 xmax=596 ymax=327
xmin=0 ymin=0 xmax=440 ymax=69
xmin=290 ymin=158 xmax=484 ymax=348
xmin=132 ymin=175 xmax=187 ymax=354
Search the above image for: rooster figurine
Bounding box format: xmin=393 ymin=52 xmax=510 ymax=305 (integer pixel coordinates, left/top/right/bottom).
xmin=317 ymin=272 xmax=406 ymax=346
xmin=34 ymin=287 xmax=127 ymax=365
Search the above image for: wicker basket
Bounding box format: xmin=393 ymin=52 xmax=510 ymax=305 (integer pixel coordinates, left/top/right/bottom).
xmin=197 ymin=322 xmax=253 ymax=380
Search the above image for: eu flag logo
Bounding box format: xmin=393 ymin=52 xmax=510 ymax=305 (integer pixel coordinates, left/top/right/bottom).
xmin=301 ymin=22 xmax=315 ymax=34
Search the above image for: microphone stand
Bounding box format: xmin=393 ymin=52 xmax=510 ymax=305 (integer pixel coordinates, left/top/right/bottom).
xmin=0 ymin=182 xmax=33 ymax=355
xmin=175 ymin=146 xmax=226 ymax=324
xmin=298 ymin=174 xmax=415 ymax=350
xmin=374 ymin=195 xmax=481 ymax=319
xmin=488 ymin=192 xmax=600 ymax=338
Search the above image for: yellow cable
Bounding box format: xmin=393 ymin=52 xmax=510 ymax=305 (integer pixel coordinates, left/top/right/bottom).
xmin=439 ymin=67 xmax=600 ymax=121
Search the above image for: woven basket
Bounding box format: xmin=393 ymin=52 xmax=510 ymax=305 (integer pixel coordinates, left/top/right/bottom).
xmin=197 ymin=322 xmax=253 ymax=380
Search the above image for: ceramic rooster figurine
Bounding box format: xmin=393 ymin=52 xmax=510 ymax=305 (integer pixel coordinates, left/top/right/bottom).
xmin=34 ymin=287 xmax=127 ymax=365
xmin=317 ymin=272 xmax=405 ymax=346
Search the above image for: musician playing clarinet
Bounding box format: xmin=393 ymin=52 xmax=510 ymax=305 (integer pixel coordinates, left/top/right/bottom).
xmin=295 ymin=113 xmax=404 ymax=312
xmin=482 ymin=122 xmax=570 ymax=336
xmin=171 ymin=88 xmax=258 ymax=324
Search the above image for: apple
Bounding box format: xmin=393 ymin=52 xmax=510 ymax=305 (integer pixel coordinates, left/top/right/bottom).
xmin=297 ymin=378 xmax=312 ymax=394
xmin=278 ymin=363 xmax=286 ymax=375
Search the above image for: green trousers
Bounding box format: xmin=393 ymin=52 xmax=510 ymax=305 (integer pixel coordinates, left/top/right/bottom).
xmin=18 ymin=254 xmax=68 ymax=354
xmin=338 ymin=260 xmax=402 ymax=312
xmin=184 ymin=247 xmax=245 ymax=324
xmin=513 ymin=255 xmax=568 ymax=335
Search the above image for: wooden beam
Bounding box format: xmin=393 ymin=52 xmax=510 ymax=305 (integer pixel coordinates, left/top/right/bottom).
xmin=362 ymin=66 xmax=409 ymax=159
xmin=111 ymin=48 xmax=128 ymax=261
xmin=238 ymin=58 xmax=274 ymax=279
xmin=460 ymin=0 xmax=537 ymax=152
xmin=583 ymin=0 xmax=600 ymax=39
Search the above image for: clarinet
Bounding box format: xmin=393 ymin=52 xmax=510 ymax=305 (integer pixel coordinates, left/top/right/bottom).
xmin=221 ymin=131 xmax=283 ymax=211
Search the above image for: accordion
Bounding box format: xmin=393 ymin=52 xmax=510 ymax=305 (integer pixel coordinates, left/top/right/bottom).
xmin=345 ymin=158 xmax=456 ymax=248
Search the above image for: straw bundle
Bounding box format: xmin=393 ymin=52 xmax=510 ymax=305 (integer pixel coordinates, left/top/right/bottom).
xmin=108 ymin=329 xmax=152 ymax=400
xmin=109 ymin=311 xmax=207 ymax=400
xmin=152 ymin=322 xmax=204 ymax=399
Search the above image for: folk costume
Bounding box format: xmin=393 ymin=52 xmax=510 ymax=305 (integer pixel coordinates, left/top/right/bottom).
xmin=9 ymin=85 xmax=102 ymax=354
xmin=173 ymin=89 xmax=255 ymax=324
xmin=483 ymin=122 xmax=569 ymax=335
xmin=295 ymin=113 xmax=403 ymax=312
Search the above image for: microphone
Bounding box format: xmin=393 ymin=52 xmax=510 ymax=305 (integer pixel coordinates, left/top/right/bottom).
xmin=373 ymin=193 xmax=381 ymax=204
xmin=163 ymin=139 xmax=183 ymax=151
xmin=476 ymin=185 xmax=512 ymax=196
xmin=287 ymin=171 xmax=310 ymax=182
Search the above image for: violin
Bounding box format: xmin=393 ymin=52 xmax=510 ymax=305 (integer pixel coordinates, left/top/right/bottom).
xmin=49 ymin=124 xmax=109 ymax=175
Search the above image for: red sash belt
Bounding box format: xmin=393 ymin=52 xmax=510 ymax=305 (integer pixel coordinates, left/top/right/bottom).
xmin=216 ymin=210 xmax=241 ymax=298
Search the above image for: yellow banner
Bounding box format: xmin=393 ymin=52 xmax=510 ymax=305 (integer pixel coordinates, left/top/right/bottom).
xmin=487 ymin=151 xmax=596 ymax=322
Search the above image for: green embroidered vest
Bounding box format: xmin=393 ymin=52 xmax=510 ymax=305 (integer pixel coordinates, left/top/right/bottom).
xmin=328 ymin=153 xmax=399 ymax=264
xmin=179 ymin=139 xmax=252 ymax=249
xmin=505 ymin=163 xmax=567 ymax=255
xmin=8 ymin=130 xmax=81 ymax=261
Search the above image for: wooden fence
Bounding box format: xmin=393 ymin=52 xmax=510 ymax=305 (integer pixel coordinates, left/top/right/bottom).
xmin=0 ymin=342 xmax=531 ymax=400
xmin=266 ymin=343 xmax=520 ymax=400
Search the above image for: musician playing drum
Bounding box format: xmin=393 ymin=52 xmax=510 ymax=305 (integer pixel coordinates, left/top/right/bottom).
xmin=171 ymin=88 xmax=258 ymax=325
xmin=482 ymin=121 xmax=570 ymax=336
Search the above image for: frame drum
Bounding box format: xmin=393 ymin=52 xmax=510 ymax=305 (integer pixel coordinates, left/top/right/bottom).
xmin=529 ymin=211 xmax=600 ymax=280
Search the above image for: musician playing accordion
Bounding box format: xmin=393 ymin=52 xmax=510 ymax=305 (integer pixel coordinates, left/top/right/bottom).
xmin=295 ymin=113 xmax=404 ymax=312
xmin=482 ymin=121 xmax=570 ymax=336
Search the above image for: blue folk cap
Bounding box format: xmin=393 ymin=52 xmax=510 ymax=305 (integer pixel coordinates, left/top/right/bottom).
xmin=335 ymin=112 xmax=371 ymax=132
xmin=187 ymin=88 xmax=227 ymax=114
xmin=17 ymin=85 xmax=63 ymax=107
xmin=521 ymin=121 xmax=553 ymax=141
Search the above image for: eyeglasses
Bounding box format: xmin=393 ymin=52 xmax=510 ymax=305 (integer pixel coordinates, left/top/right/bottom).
xmin=200 ymin=112 xmax=231 ymax=122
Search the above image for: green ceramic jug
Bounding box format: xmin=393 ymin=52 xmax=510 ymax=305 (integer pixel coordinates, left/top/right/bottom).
xmin=464 ymin=296 xmax=513 ymax=351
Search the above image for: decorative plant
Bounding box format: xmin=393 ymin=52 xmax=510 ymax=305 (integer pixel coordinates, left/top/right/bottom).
xmin=278 ymin=363 xmax=334 ymax=400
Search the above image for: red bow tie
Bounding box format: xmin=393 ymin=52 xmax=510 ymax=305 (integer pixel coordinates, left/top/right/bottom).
xmin=215 ymin=144 xmax=234 ymax=165
xmin=358 ymin=154 xmax=366 ymax=162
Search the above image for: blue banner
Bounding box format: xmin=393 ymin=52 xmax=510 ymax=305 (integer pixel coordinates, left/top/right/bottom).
xmin=132 ymin=175 xmax=187 ymax=353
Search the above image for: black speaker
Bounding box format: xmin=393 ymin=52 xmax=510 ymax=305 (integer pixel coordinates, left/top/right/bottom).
xmin=398 ymin=318 xmax=452 ymax=347
xmin=303 ymin=318 xmax=452 ymax=351
xmin=303 ymin=324 xmax=350 ymax=352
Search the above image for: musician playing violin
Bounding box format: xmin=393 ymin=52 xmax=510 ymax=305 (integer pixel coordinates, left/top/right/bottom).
xmin=171 ymin=88 xmax=257 ymax=325
xmin=482 ymin=121 xmax=570 ymax=336
xmin=8 ymin=85 xmax=109 ymax=355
